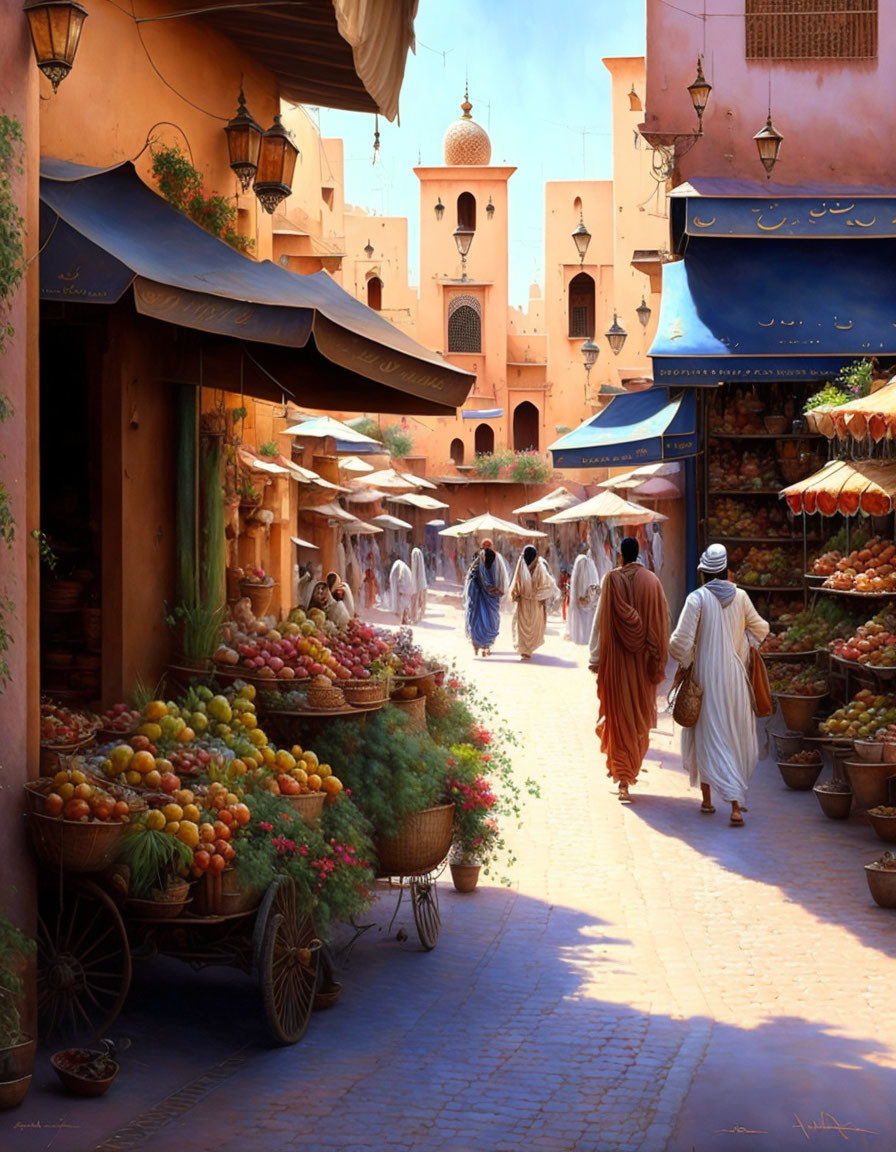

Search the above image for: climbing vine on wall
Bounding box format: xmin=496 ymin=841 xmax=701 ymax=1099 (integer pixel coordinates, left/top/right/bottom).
xmin=150 ymin=144 xmax=253 ymax=255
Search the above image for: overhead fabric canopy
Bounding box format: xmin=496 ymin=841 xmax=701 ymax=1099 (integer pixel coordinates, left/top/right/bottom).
xmin=548 ymin=389 xmax=697 ymax=469
xmin=283 ymin=416 xmax=386 ymax=454
xmin=650 ymin=234 xmax=896 ymax=387
xmin=39 ymin=161 xmax=473 ymax=416
xmin=238 ymin=448 xmax=344 ymax=491
xmin=390 ymin=493 xmax=450 ymax=511
xmin=513 ymin=487 xmax=582 ymax=515
xmin=812 ymin=377 xmax=896 ymax=441
xmin=462 ymin=408 xmax=503 ymax=419
xmin=290 ymin=536 xmax=319 ymax=550
xmin=439 ymin=513 xmax=546 ymax=539
xmin=306 ymin=501 xmax=357 ymax=524
xmin=344 ymin=488 xmax=387 ymax=504
xmin=362 ymin=468 xmax=420 ymax=492
xmin=544 ymin=490 xmax=668 ymax=527
xmin=370 ymin=514 xmax=413 ymax=530
xmin=339 ymin=455 xmax=376 ymax=473
xmin=780 ymin=459 xmax=896 ymax=517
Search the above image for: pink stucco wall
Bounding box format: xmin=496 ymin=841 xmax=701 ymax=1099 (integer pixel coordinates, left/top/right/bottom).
xmin=645 ymin=0 xmax=895 ymax=187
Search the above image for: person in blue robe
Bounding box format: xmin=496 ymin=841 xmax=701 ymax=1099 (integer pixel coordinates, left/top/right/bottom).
xmin=463 ymin=538 xmax=506 ymax=656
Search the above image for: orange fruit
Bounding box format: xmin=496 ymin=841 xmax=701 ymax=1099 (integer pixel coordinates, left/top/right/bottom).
xmin=176 ymin=727 xmax=195 ymax=744
xmin=306 ymin=773 xmax=322 ymax=792
xmin=182 ymin=803 xmax=201 ymax=823
xmin=131 ymin=750 xmax=156 ymax=775
xmin=145 ymin=809 xmax=167 ymax=832
xmin=321 ymin=775 xmax=343 ymax=796
xmin=199 ymin=822 xmax=216 ymax=843
xmin=176 ymin=821 xmax=200 ymax=849
xmin=208 ymin=853 xmax=226 ymax=873
xmin=162 ymin=803 xmax=184 ymax=823
xmin=143 ymin=700 xmax=168 ymax=722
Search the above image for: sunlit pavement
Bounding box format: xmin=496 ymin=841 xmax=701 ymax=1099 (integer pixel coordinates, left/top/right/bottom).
xmin=7 ymin=579 xmax=896 ymax=1152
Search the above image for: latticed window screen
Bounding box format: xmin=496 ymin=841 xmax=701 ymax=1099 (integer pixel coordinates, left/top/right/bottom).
xmin=570 ymin=306 xmax=590 ymax=338
xmin=568 ymin=272 xmax=595 ymax=338
xmin=746 ymin=1 xmax=877 ymax=59
xmin=447 ymin=295 xmax=482 ymax=353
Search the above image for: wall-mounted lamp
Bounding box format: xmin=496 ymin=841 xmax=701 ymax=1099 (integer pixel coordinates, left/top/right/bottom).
xmin=628 ymin=84 xmax=642 ymax=112
xmin=753 ymin=113 xmax=783 ymax=180
xmin=636 ymin=296 xmax=652 ymax=328
xmin=434 ymin=197 xmax=445 ymax=221
xmin=24 ymin=0 xmax=87 ymax=93
xmin=581 ymin=337 xmax=599 ymax=395
xmin=571 ymin=212 xmax=591 ymax=264
xmin=364 ymin=239 xmax=374 ymax=258
xmin=253 ymin=114 xmax=299 ymax=214
xmin=605 ymin=312 xmax=627 ymax=355
xmin=224 ymin=89 xmax=263 ymax=192
xmin=687 ymin=57 xmax=712 ymax=129
xmin=453 ymin=226 xmax=474 ymax=280
xmin=641 ymin=56 xmax=712 ymax=182
xmin=486 ymin=195 xmax=495 ymax=221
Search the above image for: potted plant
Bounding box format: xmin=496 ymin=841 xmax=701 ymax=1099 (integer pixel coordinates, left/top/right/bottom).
xmin=166 ymin=601 xmax=226 ymax=671
xmin=445 ymin=743 xmax=500 ymax=892
xmin=0 ymin=913 xmax=36 ymax=1110
xmin=117 ymin=822 xmax=195 ymax=915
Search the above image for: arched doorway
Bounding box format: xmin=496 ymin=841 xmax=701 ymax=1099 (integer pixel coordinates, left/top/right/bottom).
xmin=367 ymin=276 xmax=383 ymax=311
xmin=513 ymin=402 xmax=539 ymax=451
xmin=568 ymin=272 xmax=594 ymax=338
xmin=474 ymin=423 xmax=494 ymax=455
xmin=449 ymin=438 xmax=465 ymax=465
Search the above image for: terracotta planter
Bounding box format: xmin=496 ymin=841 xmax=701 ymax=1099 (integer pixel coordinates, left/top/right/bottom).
xmin=449 ymin=862 xmax=481 ymax=893
xmin=864 ymin=864 xmax=896 ymax=908
xmin=240 ymin=581 xmax=276 ymax=618
xmin=813 ymin=787 xmax=853 ymax=820
xmin=867 ymin=811 xmax=896 ymax=844
xmin=777 ymin=762 xmax=822 ymax=791
xmin=0 ymin=1038 xmax=36 ymax=1110
xmin=853 ymin=740 xmax=884 ymax=763
xmin=844 ymin=760 xmax=896 ymax=812
xmin=772 ymin=731 xmax=805 ymax=761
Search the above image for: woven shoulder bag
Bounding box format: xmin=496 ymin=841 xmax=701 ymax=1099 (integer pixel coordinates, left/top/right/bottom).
xmin=669 ymin=606 xmax=703 ymax=728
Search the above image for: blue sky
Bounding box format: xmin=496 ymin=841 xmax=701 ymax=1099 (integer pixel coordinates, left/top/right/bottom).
xmin=314 ymin=1 xmax=646 ymax=309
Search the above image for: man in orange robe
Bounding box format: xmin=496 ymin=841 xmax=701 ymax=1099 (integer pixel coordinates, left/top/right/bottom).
xmin=588 ymin=537 xmax=669 ymax=802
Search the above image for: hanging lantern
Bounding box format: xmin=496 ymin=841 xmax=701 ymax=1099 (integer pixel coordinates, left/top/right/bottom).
xmin=753 ymin=113 xmax=783 ymax=179
xmin=364 ymin=239 xmax=374 ymax=258
xmin=571 ymin=213 xmax=591 ymax=263
xmin=636 ymin=296 xmax=652 ymax=328
xmin=453 ymin=226 xmax=474 ymax=280
xmin=687 ymin=57 xmax=712 ymax=128
xmin=224 ymin=89 xmax=263 ymax=193
xmin=486 ymin=195 xmax=495 ymax=220
xmin=434 ymin=197 xmax=445 ymax=221
xmin=24 ymin=0 xmax=87 ymax=93
xmin=253 ymin=114 xmax=299 ymax=214
xmin=605 ymin=312 xmax=627 ymax=355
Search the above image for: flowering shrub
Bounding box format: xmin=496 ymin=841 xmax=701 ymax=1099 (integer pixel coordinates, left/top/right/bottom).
xmin=510 ymin=451 xmax=553 ymax=484
xmin=446 ymin=743 xmax=501 ymax=866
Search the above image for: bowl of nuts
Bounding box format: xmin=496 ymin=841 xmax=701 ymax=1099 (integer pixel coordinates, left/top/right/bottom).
xmin=776 ymin=749 xmax=823 ymax=791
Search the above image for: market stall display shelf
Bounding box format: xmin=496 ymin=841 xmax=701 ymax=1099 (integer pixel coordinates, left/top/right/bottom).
xmin=761 ymin=649 xmax=821 ymax=662
xmin=817 ymin=587 xmax=896 ymax=600
xmin=831 ymin=653 xmax=896 ymax=679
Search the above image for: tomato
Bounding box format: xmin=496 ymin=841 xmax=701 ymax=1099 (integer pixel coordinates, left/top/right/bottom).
xmin=193 ymin=849 xmax=211 ymax=872
xmin=64 ymin=798 xmax=91 ymax=821
xmin=217 ymin=808 xmax=234 ymax=826
xmin=212 ymin=821 xmax=231 ymax=842
xmin=113 ymin=800 xmax=130 ymax=819
xmin=208 ymin=853 xmax=226 ymax=873
xmin=213 ymin=838 xmax=230 ymax=857
xmin=199 ymin=822 xmax=216 ymax=843
xmin=44 ymin=792 xmax=64 ymax=817
xmin=233 ymin=803 xmax=251 ymax=826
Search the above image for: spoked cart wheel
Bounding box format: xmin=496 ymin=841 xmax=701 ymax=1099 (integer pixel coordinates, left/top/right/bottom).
xmin=253 ymin=876 xmax=321 ymax=1045
xmin=37 ymin=877 xmax=132 ymax=1041
xmin=410 ymin=873 xmax=441 ymax=951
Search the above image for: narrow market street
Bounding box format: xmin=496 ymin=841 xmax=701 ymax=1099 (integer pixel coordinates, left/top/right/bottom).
xmin=7 ymin=583 xmax=896 ymax=1152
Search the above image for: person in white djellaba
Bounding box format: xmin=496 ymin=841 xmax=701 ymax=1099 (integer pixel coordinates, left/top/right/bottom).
xmin=566 ymin=551 xmax=600 ymax=645
xmin=508 ymin=545 xmax=560 ymax=660
xmin=668 ymin=543 xmax=769 ymax=827
xmin=389 ymin=558 xmax=414 ymax=625
xmin=409 ymin=547 xmax=428 ymax=623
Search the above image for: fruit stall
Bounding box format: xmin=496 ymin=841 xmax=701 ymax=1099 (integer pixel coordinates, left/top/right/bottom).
xmin=759 ymin=379 xmax=896 ymax=910
xmin=703 ymin=384 xmax=827 ymax=627
xmin=26 ymin=599 xmax=523 ymax=1048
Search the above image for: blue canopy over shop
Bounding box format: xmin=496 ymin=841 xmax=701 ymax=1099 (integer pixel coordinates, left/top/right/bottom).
xmin=548 ymin=388 xmax=697 ymax=470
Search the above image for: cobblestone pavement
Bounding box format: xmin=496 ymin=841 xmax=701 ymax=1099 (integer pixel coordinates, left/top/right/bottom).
xmin=6 ymin=582 xmax=896 ymax=1152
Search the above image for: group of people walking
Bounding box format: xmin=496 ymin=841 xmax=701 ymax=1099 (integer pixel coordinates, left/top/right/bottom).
xmin=589 ymin=538 xmax=768 ymax=825
xmin=463 ymin=540 xmax=560 ymax=660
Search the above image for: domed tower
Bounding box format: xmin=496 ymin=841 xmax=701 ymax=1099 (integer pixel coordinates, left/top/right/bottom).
xmin=415 ymin=90 xmax=516 ymax=457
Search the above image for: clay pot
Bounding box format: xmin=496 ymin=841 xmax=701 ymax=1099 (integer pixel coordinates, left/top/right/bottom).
xmin=813 ymin=787 xmax=853 ymax=820
xmin=0 ymin=1039 xmax=36 ymax=1111
xmin=240 ymin=582 xmax=276 ymax=619
xmin=449 ymin=862 xmax=481 ymax=893
xmin=864 ymin=864 xmax=896 ymax=909
xmin=772 ymin=731 xmax=805 ymax=760
xmin=844 ymin=760 xmax=896 ymax=813
xmin=854 ymin=740 xmax=884 ymax=763
xmin=775 ymin=694 xmax=825 ymax=733
xmin=867 ymin=811 xmax=896 ymax=844
xmin=777 ymin=762 xmax=822 ymax=791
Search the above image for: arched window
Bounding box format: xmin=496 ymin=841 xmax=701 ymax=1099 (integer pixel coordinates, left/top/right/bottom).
xmin=513 ymin=401 xmax=539 ymax=452
xmin=366 ymin=276 xmax=383 ymax=311
xmin=568 ymin=272 xmax=595 ymax=338
xmin=457 ymin=191 xmax=476 ymax=231
xmin=450 ymin=438 xmax=465 ymax=465
xmin=474 ymin=423 xmax=494 ymax=455
xmin=447 ymin=294 xmax=482 ymax=353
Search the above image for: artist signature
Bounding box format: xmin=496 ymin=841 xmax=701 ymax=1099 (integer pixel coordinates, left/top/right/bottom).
xmin=13 ymin=1121 xmax=80 ymax=1130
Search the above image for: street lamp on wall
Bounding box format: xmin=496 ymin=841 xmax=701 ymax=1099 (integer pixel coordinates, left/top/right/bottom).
xmin=24 ymin=0 xmax=87 ymax=93
xmin=571 ymin=212 xmax=591 ymax=264
xmin=454 ymin=226 xmax=474 ymax=281
xmin=486 ymin=196 xmax=495 ymax=221
xmin=581 ymin=338 xmax=599 ymax=395
xmin=636 ymin=296 xmax=652 ymax=328
xmin=253 ymin=114 xmax=299 ymax=214
xmin=434 ymin=197 xmax=445 ymax=221
xmin=605 ymin=312 xmax=627 ymax=355
xmin=224 ymin=89 xmax=263 ymax=193
xmin=687 ymin=57 xmax=712 ymax=129
xmin=754 ymin=113 xmax=784 ymax=179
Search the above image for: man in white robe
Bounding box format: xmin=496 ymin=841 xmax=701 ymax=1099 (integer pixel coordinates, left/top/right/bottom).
xmin=669 ymin=544 xmax=769 ymax=826
xmin=410 ymin=547 xmax=428 ymax=623
xmin=509 ymin=545 xmax=559 ymax=660
xmin=389 ymin=558 xmax=414 ymax=625
xmin=566 ymin=551 xmax=600 ymax=645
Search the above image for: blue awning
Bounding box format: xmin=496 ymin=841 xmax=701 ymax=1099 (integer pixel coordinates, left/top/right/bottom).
xmin=650 ymin=237 xmax=896 ymax=387
xmin=548 ymin=389 xmax=697 ymax=469
xmin=462 ymin=408 xmax=503 ymax=419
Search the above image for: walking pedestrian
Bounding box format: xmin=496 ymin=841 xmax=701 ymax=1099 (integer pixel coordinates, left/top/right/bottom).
xmin=509 ymin=544 xmax=559 ymax=661
xmin=410 ymin=546 xmax=428 ymax=623
xmin=361 ymin=554 xmax=379 ymax=611
xmin=463 ymin=538 xmax=505 ymax=656
xmin=566 ymin=551 xmax=600 ymax=645
xmin=588 ymin=537 xmax=669 ymax=803
xmin=668 ymin=543 xmax=769 ymax=826
xmin=389 ymin=558 xmax=414 ymax=625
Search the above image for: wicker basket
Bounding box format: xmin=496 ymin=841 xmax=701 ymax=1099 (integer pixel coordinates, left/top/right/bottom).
xmin=374 ymin=802 xmax=455 ymax=877
xmin=279 ymin=791 xmax=326 ymax=829
xmin=192 ymin=867 xmax=262 ymax=916
xmin=425 ymin=690 xmax=453 ymax=718
xmin=391 ymin=695 xmax=427 ymax=731
xmin=341 ymin=679 xmax=387 ymax=706
xmin=306 ymin=685 xmax=346 ymax=710
xmin=25 ymin=811 xmax=126 ymax=872
xmin=39 ymin=737 xmax=96 ymax=775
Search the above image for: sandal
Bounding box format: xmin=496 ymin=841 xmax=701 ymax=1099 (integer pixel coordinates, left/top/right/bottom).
xmin=729 ymin=811 xmax=744 ymax=827
xmin=617 ymin=786 xmax=633 ymax=804
xmin=700 ymin=803 xmax=716 ymax=815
